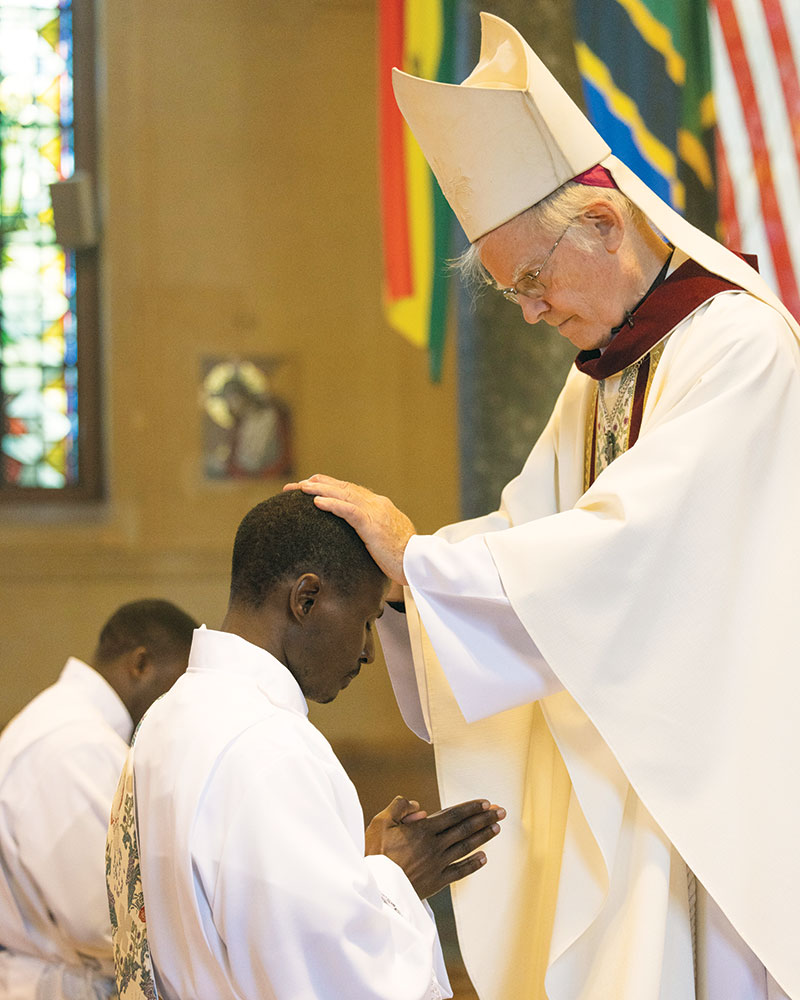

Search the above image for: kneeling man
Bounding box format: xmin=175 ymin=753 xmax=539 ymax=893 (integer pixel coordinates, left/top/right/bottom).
xmin=107 ymin=491 xmax=504 ymax=999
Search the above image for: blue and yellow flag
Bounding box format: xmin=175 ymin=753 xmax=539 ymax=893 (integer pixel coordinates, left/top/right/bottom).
xmin=574 ymin=0 xmax=717 ymax=235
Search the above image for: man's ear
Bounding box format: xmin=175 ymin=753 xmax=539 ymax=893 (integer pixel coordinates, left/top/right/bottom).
xmin=289 ymin=573 xmax=322 ymax=624
xmin=126 ymin=645 xmax=150 ymax=678
xmin=582 ymin=199 xmax=624 ymax=252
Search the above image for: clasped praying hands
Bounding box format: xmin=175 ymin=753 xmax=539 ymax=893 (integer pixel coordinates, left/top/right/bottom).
xmin=365 ymin=796 xmax=506 ymax=901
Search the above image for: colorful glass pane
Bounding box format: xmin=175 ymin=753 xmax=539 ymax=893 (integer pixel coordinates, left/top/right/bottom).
xmin=0 ymin=0 xmax=77 ymax=488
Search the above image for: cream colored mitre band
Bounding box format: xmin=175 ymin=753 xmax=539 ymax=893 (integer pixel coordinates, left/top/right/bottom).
xmin=392 ymin=11 xmax=799 ymax=336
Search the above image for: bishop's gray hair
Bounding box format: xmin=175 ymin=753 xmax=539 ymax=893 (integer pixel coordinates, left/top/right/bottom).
xmin=453 ymin=181 xmax=649 ymax=290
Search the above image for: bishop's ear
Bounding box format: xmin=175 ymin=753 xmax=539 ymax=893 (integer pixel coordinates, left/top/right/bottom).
xmin=581 ymin=199 xmax=624 ymax=252
xmin=289 ymin=573 xmax=322 ymax=623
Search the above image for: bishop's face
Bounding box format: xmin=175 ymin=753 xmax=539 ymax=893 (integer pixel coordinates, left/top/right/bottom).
xmin=479 ymin=212 xmax=628 ymax=351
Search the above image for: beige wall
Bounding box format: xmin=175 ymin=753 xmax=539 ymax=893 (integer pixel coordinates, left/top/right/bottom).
xmin=0 ymin=0 xmax=460 ymax=749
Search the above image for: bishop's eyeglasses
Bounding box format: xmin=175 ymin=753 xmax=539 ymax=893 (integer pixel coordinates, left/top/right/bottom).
xmin=499 ymin=224 xmax=572 ymax=305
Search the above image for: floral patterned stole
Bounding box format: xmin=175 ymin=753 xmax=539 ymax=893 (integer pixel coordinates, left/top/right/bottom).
xmin=106 ymin=746 xmax=158 ymax=1000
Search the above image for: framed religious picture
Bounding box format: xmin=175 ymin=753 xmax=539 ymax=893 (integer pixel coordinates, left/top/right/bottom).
xmin=201 ymin=356 xmax=294 ymax=480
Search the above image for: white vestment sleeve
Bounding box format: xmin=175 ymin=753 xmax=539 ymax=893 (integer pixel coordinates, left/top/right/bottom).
xmin=364 ymin=854 xmax=450 ymax=996
xmin=377 ymin=605 xmax=431 ymax=742
xmin=203 ymin=724 xmax=452 ymax=1000
xmin=402 ymin=532 xmax=563 ymax=722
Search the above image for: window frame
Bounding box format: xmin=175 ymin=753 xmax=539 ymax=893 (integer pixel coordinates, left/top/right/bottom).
xmin=0 ymin=0 xmax=103 ymax=504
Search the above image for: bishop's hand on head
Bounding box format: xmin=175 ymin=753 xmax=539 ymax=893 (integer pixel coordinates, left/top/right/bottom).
xmin=284 ymin=476 xmax=416 ymax=590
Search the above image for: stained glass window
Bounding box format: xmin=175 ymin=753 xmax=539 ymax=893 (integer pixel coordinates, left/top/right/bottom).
xmin=0 ymin=0 xmax=100 ymax=497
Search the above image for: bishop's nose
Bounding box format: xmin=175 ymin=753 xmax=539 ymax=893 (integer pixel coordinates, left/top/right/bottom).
xmin=520 ymin=295 xmax=549 ymax=324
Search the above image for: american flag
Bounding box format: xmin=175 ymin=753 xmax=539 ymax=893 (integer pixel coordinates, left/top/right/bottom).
xmin=711 ymin=0 xmax=800 ymax=317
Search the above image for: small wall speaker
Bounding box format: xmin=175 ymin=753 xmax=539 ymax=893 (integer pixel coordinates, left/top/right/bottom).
xmin=49 ymin=171 xmax=98 ymax=249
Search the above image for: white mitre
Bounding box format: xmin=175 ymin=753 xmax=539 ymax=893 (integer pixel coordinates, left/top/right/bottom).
xmin=392 ymin=11 xmax=797 ymax=331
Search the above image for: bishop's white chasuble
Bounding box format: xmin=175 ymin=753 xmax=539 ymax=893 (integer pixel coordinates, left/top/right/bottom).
xmin=394 ymin=257 xmax=800 ymax=1000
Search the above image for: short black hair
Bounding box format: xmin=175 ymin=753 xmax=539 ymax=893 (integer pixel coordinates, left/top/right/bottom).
xmin=229 ymin=490 xmax=385 ymax=609
xmin=93 ymin=599 xmax=198 ymax=666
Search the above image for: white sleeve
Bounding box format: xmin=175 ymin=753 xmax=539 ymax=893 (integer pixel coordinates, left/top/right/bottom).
xmin=403 ymin=532 xmax=563 ymax=722
xmin=363 ymin=854 xmax=450 ymax=998
xmin=377 ymin=605 xmax=431 ymax=742
xmin=205 ymin=728 xmax=452 ymax=1000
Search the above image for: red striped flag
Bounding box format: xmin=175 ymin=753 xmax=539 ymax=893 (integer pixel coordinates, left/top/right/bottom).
xmin=711 ymin=0 xmax=800 ymax=316
xmin=378 ymin=0 xmax=456 ymax=382
xmin=379 ymin=1 xmax=413 ymax=302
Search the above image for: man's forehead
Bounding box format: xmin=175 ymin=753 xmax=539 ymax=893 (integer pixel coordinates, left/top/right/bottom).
xmin=480 ymin=219 xmax=549 ymax=285
xmin=342 ymin=571 xmax=388 ymax=612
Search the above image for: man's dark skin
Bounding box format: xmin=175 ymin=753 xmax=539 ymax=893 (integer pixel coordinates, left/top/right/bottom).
xmin=95 ymin=643 xmax=190 ymax=730
xmin=221 ymin=565 xmax=505 ymax=900
xmin=91 ymin=599 xmax=198 ymax=728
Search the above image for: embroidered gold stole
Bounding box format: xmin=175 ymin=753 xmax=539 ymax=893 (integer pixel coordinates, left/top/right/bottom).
xmin=575 ymin=257 xmax=750 ymax=489
xmin=106 ymin=747 xmax=158 ymax=1000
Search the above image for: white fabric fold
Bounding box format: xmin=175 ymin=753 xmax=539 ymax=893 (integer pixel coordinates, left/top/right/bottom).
xmin=0 ymin=659 xmax=132 ymax=998
xmin=398 ymin=291 xmax=800 ymax=999
xmin=404 ymin=533 xmax=562 ymax=720
xmin=132 ymin=627 xmax=451 ymax=1000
